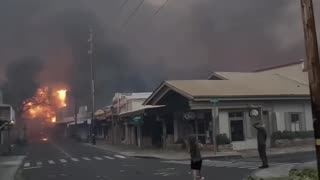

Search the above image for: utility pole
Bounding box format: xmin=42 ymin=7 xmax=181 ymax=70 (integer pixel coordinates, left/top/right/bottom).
xmin=88 ymin=27 xmax=96 ymax=145
xmin=300 ymin=0 xmax=320 ymax=178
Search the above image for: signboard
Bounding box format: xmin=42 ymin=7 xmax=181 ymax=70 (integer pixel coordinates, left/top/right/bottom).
xmin=183 ymin=111 xmax=196 ymax=120
xmin=130 ymin=116 xmax=144 ymax=126
xmin=210 ymin=99 xmax=219 ymax=104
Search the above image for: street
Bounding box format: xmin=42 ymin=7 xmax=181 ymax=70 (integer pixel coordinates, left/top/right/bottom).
xmin=16 ymin=138 xmax=315 ymax=180
xmin=19 ymin=139 xmax=252 ymax=180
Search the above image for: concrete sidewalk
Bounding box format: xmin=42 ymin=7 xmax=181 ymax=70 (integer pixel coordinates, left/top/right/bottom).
xmin=86 ymin=140 xmax=315 ymax=160
xmin=251 ymin=161 xmax=316 ymax=179
xmin=240 ymin=145 xmax=315 ymax=158
xmin=85 ymin=141 xmax=242 ymax=160
xmin=0 ymin=155 xmax=25 ymax=180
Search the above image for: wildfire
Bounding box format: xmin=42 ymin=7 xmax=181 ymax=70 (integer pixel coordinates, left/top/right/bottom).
xmin=23 ymin=87 xmax=67 ymax=123
xmin=57 ymin=90 xmax=67 ymax=107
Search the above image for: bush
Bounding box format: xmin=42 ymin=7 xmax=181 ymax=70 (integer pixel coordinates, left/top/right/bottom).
xmin=272 ymin=131 xmax=314 ymax=141
xmin=216 ymin=134 xmax=231 ymax=145
xmin=289 ymin=169 xmax=318 ymax=180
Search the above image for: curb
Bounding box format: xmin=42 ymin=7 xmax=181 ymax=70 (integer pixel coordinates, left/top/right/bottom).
xmin=83 ymin=143 xmax=243 ymax=160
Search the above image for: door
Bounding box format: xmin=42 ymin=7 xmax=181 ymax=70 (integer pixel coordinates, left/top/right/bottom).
xmin=230 ymin=120 xmax=244 ymax=141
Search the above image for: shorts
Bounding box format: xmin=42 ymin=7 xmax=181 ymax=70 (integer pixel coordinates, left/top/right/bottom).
xmin=191 ymin=160 xmax=202 ymax=170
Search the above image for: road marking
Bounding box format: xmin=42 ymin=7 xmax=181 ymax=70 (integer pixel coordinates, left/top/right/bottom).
xmin=36 ymin=161 xmax=42 ymax=166
xmin=23 ymin=166 xmax=42 ymax=170
xmin=94 ymin=157 xmax=103 ymax=160
xmin=52 ymin=143 xmax=72 ymax=158
xmin=48 ymin=160 xmax=55 ymax=164
xmin=60 ymin=159 xmax=67 ymax=163
xmin=24 ymin=162 xmax=30 ymax=167
xmin=104 ymin=156 xmax=115 ymax=160
xmin=114 ymin=155 xmax=126 ymax=159
xmin=82 ymin=157 xmax=91 ymax=160
xmin=71 ymin=158 xmax=79 ymax=162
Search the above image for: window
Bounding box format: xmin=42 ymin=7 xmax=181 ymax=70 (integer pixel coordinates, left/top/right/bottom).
xmin=263 ymin=111 xmax=268 ymax=116
xmin=290 ymin=113 xmax=301 ymax=132
xmin=229 ymin=112 xmax=243 ymax=119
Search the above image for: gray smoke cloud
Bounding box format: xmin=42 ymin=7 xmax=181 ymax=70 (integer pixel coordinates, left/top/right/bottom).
xmin=0 ymin=0 xmax=312 ymax=108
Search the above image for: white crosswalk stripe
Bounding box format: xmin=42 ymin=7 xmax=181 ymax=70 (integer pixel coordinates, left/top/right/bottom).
xmin=104 ymin=156 xmax=115 ymax=160
xmin=24 ymin=162 xmax=30 ymax=167
xmin=36 ymin=161 xmax=42 ymax=166
xmin=94 ymin=156 xmax=103 ymax=160
xmin=48 ymin=160 xmax=55 ymax=164
xmin=114 ymin=155 xmax=126 ymax=159
xmin=71 ymin=158 xmax=79 ymax=162
xmin=82 ymin=157 xmax=91 ymax=161
xmin=59 ymin=159 xmax=67 ymax=163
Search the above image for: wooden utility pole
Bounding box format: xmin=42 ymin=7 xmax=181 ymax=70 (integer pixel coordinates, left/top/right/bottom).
xmin=300 ymin=0 xmax=320 ymax=178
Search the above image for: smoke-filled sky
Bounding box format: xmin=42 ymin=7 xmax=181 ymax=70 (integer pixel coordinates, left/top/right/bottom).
xmin=0 ymin=0 xmax=318 ymax=107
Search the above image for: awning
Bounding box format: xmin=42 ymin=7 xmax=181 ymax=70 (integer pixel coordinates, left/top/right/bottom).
xmin=119 ymin=105 xmax=164 ymax=118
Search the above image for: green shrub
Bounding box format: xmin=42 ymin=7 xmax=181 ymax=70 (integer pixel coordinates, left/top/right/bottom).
xmin=289 ymin=168 xmax=318 ymax=180
xmin=271 ymin=131 xmax=314 ymax=141
xmin=216 ymin=134 xmax=231 ymax=145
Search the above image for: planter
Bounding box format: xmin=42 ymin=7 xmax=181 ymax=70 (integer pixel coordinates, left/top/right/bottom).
xmin=218 ymin=144 xmax=233 ymax=152
xmin=166 ymin=143 xmax=185 ymax=150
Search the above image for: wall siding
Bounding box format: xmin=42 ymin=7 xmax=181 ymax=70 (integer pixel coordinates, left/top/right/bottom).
xmin=218 ymin=111 xmax=230 ymax=138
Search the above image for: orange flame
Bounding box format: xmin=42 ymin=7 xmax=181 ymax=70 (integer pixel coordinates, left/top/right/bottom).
xmin=23 ymin=87 xmax=68 ymax=122
xmin=57 ymin=90 xmax=67 ymax=107
xmin=51 ymin=116 xmax=56 ymax=123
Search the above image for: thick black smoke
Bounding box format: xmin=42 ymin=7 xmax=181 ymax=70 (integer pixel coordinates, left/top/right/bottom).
xmin=1 ymin=56 xmax=43 ymax=114
xmin=0 ymin=0 xmax=313 ymax=109
xmin=54 ymin=10 xmax=146 ymax=108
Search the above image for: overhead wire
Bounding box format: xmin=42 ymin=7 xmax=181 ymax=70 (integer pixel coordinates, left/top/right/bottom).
xmin=121 ymin=0 xmax=145 ymax=29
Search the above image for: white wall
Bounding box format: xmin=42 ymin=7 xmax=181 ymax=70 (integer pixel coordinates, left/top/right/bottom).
xmin=219 ymin=111 xmax=230 ymax=138
xmin=265 ymin=100 xmax=313 ymax=131
xmin=131 ymin=99 xmax=146 ymax=111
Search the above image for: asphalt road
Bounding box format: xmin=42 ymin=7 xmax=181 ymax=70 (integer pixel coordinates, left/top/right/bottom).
xmin=18 ymin=139 xmax=253 ymax=180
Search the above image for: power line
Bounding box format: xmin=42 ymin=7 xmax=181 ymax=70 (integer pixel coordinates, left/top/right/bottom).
xmin=121 ymin=0 xmax=145 ymax=29
xmin=119 ymin=0 xmax=129 ymax=12
xmin=152 ymin=0 xmax=170 ymax=17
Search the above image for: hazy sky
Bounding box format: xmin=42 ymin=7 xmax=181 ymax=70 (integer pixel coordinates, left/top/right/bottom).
xmin=0 ymin=0 xmax=317 ymax=105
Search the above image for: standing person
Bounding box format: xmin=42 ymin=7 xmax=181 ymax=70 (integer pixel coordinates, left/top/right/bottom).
xmin=253 ymin=122 xmax=269 ymax=168
xmin=189 ymin=136 xmax=204 ymax=180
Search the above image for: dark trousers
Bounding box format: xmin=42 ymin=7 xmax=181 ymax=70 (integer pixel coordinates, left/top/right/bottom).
xmin=258 ymin=144 xmax=268 ymax=166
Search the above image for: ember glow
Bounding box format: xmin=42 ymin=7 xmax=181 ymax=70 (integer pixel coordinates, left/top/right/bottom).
xmin=23 ymin=87 xmax=67 ymax=122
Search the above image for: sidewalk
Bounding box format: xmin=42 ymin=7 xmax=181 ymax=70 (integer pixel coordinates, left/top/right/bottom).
xmin=240 ymin=145 xmax=315 ymax=158
xmin=0 ymin=155 xmax=25 ymax=180
xmin=251 ymin=161 xmax=316 ymax=179
xmin=87 ymin=140 xmax=315 ymax=160
xmin=86 ymin=141 xmax=241 ymax=160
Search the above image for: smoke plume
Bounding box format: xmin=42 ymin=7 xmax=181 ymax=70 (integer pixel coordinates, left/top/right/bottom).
xmin=0 ymin=0 xmax=312 ymax=109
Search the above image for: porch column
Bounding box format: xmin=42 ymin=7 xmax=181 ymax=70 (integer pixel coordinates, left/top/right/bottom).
xmin=195 ymin=119 xmax=199 ymax=141
xmin=211 ymin=106 xmax=218 ymax=153
xmin=162 ymin=119 xmax=167 ymax=149
xmin=173 ymin=113 xmax=179 ymax=143
xmin=125 ymin=122 xmax=129 ymax=145
xmin=137 ymin=125 xmax=142 ymax=147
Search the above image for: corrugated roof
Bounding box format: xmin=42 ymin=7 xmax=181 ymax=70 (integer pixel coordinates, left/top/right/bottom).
xmin=166 ymin=74 xmax=309 ymax=98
